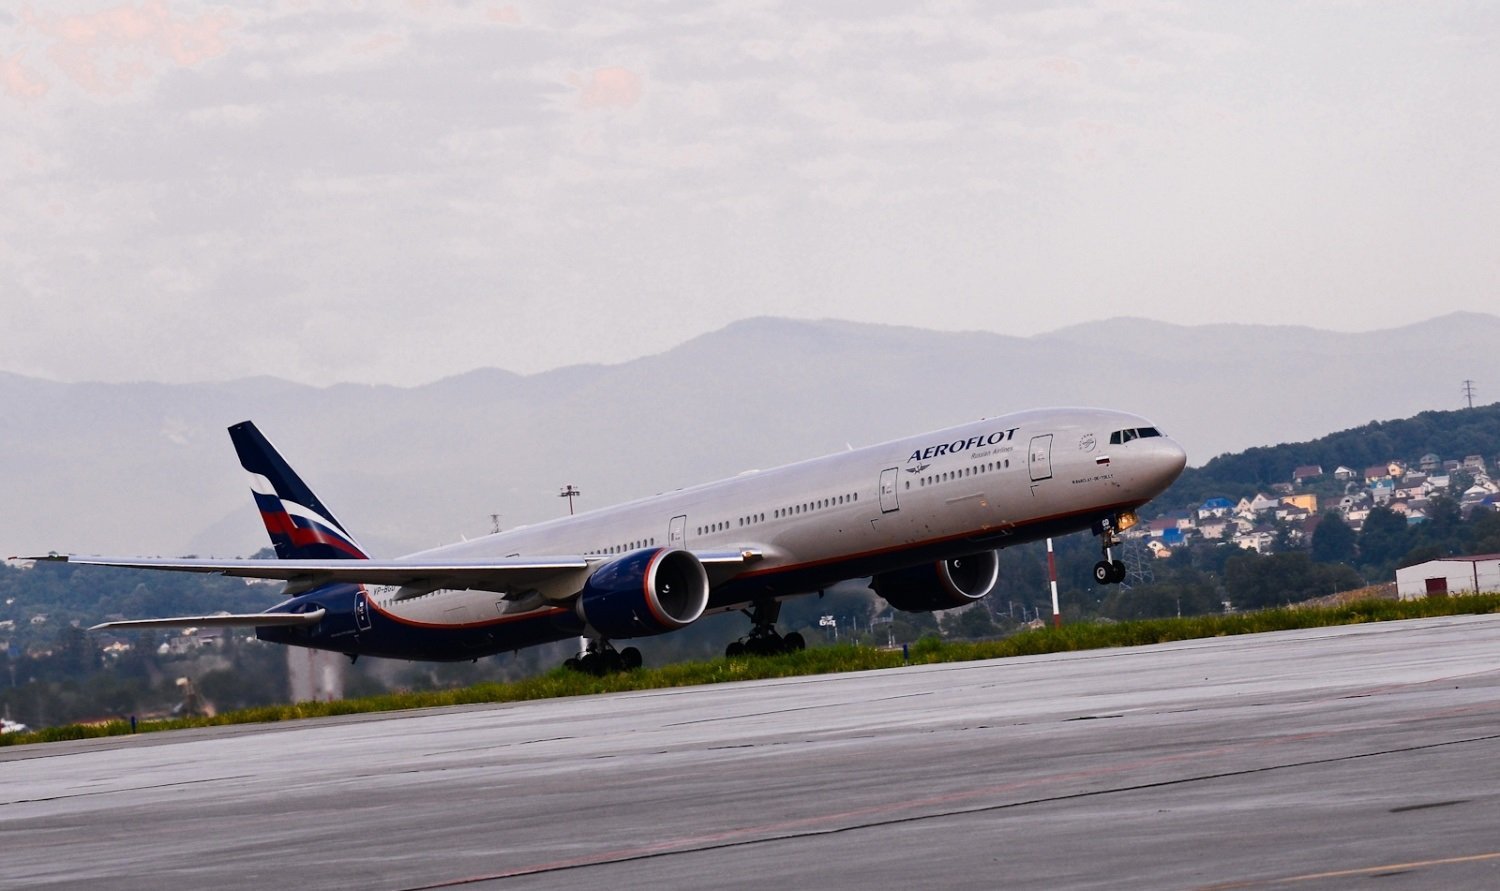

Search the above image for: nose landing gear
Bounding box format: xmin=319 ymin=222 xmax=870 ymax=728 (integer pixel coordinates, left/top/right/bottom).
xmin=1093 ymin=558 xmax=1127 ymax=585
xmin=1093 ymin=516 xmax=1128 ymax=585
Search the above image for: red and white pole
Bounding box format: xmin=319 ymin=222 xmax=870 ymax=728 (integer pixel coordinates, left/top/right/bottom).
xmin=1047 ymin=537 xmax=1061 ymax=628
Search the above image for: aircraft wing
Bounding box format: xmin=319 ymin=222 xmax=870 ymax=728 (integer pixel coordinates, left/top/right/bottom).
xmin=32 ymin=548 xmax=762 ymax=599
xmin=31 ymin=554 xmax=592 ymax=597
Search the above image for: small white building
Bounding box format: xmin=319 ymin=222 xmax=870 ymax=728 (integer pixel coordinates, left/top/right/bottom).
xmin=1396 ymin=554 xmax=1500 ymax=599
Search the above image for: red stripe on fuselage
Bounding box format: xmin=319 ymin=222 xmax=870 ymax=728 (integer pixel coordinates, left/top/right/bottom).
xmin=734 ymin=497 xmax=1148 ymax=582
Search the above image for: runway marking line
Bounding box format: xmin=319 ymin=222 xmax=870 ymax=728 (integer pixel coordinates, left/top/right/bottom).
xmin=1194 ymin=850 xmax=1500 ymax=888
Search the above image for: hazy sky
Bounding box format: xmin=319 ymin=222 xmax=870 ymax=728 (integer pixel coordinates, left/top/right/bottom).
xmin=4 ymin=2 xmax=1497 ymax=386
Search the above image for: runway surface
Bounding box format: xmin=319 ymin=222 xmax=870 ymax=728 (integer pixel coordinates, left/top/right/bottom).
xmin=7 ymin=614 xmax=1500 ymax=890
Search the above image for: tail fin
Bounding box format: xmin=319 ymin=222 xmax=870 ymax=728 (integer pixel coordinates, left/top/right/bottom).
xmin=228 ymin=421 xmax=369 ymax=560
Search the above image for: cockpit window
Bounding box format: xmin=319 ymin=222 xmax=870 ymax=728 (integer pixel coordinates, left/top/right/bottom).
xmin=1109 ymin=427 xmax=1163 ymax=445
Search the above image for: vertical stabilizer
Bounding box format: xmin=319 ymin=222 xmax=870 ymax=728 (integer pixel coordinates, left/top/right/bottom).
xmin=228 ymin=421 xmax=369 ymax=560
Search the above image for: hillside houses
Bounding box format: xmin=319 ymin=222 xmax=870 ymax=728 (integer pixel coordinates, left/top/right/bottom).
xmin=1133 ymin=448 xmax=1500 ymax=557
xmin=1292 ymin=465 xmax=1324 ymax=484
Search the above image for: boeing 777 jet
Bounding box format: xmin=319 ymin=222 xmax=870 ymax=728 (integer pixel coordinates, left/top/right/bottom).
xmin=45 ymin=407 xmax=1186 ymax=670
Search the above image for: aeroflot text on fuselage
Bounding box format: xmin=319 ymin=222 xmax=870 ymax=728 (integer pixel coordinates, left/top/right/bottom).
xmin=906 ymin=428 xmax=1020 ymax=464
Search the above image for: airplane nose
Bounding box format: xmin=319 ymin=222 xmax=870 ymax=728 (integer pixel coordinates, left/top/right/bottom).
xmin=1156 ymin=437 xmax=1188 ymax=484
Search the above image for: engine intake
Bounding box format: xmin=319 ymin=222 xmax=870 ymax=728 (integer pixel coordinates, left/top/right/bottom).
xmin=872 ymin=551 xmax=1000 ymax=612
xmin=576 ymin=548 xmax=709 ymax=639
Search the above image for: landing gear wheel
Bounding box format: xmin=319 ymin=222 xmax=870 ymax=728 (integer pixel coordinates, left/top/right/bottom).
xmin=565 ymin=640 xmax=637 ymax=674
xmin=1110 ymin=560 xmax=1127 ymax=584
xmin=1093 ymin=561 xmax=1114 ymax=585
xmin=749 ymin=631 xmax=784 ymax=656
xmin=726 ymin=598 xmax=800 ymax=658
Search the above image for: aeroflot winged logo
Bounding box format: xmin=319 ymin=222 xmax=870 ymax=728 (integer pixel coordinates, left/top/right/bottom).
xmin=906 ymin=428 xmax=1019 ymax=464
xmin=248 ymin=473 xmax=368 ymax=560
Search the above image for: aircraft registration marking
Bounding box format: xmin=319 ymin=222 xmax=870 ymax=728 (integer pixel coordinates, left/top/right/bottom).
xmin=1071 ymin=473 xmax=1114 ymax=485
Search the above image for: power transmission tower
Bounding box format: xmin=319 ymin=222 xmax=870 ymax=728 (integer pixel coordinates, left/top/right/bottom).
xmin=1121 ymin=539 xmax=1154 ymax=590
xmin=559 ymin=485 xmax=581 ymax=515
xmin=1462 ymin=379 xmax=1476 ymax=409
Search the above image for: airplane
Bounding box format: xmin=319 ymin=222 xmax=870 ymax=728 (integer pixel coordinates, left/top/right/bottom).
xmin=43 ymin=408 xmax=1186 ymax=672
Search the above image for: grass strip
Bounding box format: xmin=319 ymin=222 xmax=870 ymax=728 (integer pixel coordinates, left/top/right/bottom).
xmin=8 ymin=592 xmax=1500 ymax=747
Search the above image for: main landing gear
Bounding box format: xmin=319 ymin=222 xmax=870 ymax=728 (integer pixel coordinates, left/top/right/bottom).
xmin=563 ymin=639 xmax=642 ymax=675
xmin=725 ymin=599 xmax=806 ymax=658
xmin=1093 ymin=516 xmax=1128 ymax=586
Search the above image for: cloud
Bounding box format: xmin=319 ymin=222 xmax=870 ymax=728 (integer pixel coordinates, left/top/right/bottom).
xmin=2 ymin=3 xmax=1498 ymax=388
xmin=486 ymin=5 xmax=523 ymax=26
xmin=186 ymin=101 xmax=263 ymax=127
xmin=0 ymin=52 xmax=48 ymax=99
xmin=10 ymin=2 xmax=238 ymax=98
xmin=575 ymin=65 xmax=642 ymax=109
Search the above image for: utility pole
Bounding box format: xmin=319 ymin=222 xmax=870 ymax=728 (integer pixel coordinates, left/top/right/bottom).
xmin=1046 ymin=538 xmax=1061 ymax=628
xmin=559 ymin=485 xmax=581 ymax=515
xmin=1462 ymin=379 xmax=1476 ymax=409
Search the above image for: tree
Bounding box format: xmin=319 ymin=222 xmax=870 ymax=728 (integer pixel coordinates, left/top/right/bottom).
xmin=1100 ymin=569 xmax=1221 ymax=620
xmin=1272 ymin=519 xmax=1297 ymax=553
xmin=947 ymin=605 xmax=998 ymax=640
xmin=1224 ymin=552 xmax=1364 ymax=610
xmin=1310 ymin=512 xmax=1357 ymax=564
xmin=1417 ymin=495 xmax=1464 ymax=547
xmin=1466 ymin=507 xmax=1500 ymax=555
xmin=1357 ymin=506 xmax=1412 ymax=577
xmin=1398 ymin=544 xmax=1444 ymax=569
xmin=54 ymin=625 xmax=97 ymax=676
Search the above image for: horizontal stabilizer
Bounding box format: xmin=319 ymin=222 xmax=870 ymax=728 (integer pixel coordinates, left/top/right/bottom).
xmin=90 ymin=609 xmax=326 ymax=632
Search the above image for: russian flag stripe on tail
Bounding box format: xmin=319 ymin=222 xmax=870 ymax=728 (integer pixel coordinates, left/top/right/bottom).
xmin=228 ymin=421 xmax=369 ymax=561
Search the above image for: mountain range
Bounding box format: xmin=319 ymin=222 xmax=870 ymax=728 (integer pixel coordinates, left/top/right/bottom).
xmin=5 ymin=313 xmax=1498 ymax=558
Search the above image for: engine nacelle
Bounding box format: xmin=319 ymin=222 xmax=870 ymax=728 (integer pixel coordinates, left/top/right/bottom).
xmin=872 ymin=550 xmax=1000 ymax=613
xmin=576 ymin=548 xmax=709 ymax=639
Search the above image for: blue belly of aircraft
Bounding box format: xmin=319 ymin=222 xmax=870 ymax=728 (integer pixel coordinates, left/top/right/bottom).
xmin=257 ymin=583 xmax=586 ymax=662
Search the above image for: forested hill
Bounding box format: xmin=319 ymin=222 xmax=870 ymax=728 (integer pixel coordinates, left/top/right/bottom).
xmin=1161 ymin=401 xmax=1500 ymax=508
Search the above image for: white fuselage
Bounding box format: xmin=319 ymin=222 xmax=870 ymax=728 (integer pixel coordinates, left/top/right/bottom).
xmin=369 ymin=407 xmax=1186 ymax=626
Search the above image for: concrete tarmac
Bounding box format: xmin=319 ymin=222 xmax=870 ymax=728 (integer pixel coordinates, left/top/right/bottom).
xmin=7 ymin=614 xmax=1500 ymax=890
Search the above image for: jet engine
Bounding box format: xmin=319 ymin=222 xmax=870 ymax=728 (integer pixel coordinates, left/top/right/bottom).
xmin=576 ymin=548 xmax=710 ymax=638
xmin=871 ymin=551 xmax=1000 ymax=612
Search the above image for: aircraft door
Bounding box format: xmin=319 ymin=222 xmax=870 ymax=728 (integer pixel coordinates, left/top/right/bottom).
xmin=879 ymin=467 xmax=900 ymax=513
xmin=669 ymin=515 xmax=687 ymax=548
xmin=1029 ymin=434 xmax=1054 ymax=482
